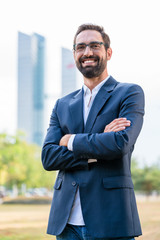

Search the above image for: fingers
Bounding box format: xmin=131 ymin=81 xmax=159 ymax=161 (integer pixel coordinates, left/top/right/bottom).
xmin=104 ymin=118 xmax=131 ymax=133
xmin=59 ymin=134 xmax=72 ymax=146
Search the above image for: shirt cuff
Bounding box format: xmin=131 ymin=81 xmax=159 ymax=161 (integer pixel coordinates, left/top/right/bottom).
xmin=88 ymin=159 xmax=97 ymax=163
xmin=67 ymin=134 xmax=76 ymax=151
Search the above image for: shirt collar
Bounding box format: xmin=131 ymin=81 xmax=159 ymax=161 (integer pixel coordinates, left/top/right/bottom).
xmin=83 ymin=75 xmax=110 ymax=96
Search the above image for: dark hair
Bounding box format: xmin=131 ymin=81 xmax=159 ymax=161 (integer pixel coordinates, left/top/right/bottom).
xmin=73 ymin=24 xmax=110 ymax=51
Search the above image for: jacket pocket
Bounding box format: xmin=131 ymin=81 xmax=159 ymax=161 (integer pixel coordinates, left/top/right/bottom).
xmin=54 ymin=177 xmax=63 ymax=190
xmin=103 ymin=176 xmax=134 ymax=189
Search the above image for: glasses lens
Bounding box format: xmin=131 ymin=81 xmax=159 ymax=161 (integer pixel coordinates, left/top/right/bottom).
xmin=76 ymin=44 xmax=86 ymax=52
xmin=89 ymin=42 xmax=101 ymax=50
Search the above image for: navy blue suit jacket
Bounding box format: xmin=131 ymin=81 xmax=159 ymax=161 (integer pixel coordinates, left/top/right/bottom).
xmin=42 ymin=76 xmax=145 ymax=238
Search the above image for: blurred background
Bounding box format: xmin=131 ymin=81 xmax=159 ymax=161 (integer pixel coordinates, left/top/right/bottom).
xmin=0 ymin=0 xmax=160 ymax=239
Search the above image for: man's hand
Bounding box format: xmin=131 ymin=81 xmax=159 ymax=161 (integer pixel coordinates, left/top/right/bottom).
xmin=104 ymin=118 xmax=131 ymax=133
xmin=59 ymin=134 xmax=72 ymax=147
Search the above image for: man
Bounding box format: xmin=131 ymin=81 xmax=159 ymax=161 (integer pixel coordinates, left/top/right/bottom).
xmin=42 ymin=24 xmax=144 ymax=240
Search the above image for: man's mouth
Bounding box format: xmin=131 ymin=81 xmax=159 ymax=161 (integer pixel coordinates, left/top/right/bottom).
xmin=80 ymin=57 xmax=98 ymax=67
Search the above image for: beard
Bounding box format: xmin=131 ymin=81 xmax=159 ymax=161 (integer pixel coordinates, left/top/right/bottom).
xmin=75 ymin=55 xmax=107 ymax=78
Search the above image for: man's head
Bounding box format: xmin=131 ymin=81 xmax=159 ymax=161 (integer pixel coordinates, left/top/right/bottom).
xmin=73 ymin=24 xmax=110 ymax=52
xmin=73 ymin=24 xmax=112 ymax=79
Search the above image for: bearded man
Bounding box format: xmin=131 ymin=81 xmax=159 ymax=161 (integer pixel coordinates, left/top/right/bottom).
xmin=42 ymin=23 xmax=144 ymax=240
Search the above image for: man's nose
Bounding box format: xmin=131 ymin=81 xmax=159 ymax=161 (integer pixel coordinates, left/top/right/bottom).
xmin=83 ymin=45 xmax=93 ymax=56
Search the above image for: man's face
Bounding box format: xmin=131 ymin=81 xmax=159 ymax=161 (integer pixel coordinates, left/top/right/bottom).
xmin=74 ymin=30 xmax=108 ymax=78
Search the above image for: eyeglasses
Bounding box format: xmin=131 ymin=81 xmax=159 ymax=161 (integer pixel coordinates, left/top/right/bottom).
xmin=73 ymin=41 xmax=106 ymax=53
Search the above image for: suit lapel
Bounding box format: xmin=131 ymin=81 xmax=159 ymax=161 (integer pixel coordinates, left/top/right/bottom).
xmin=84 ymin=76 xmax=118 ymax=133
xmin=69 ymin=89 xmax=84 ymax=133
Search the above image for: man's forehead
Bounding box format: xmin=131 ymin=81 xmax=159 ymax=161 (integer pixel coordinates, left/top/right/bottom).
xmin=75 ymin=30 xmax=103 ymax=44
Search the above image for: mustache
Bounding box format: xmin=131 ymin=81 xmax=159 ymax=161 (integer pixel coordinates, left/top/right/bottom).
xmin=79 ymin=56 xmax=99 ymax=63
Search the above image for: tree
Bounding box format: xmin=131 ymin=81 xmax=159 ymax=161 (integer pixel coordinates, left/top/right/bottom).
xmin=131 ymin=158 xmax=160 ymax=195
xmin=0 ymin=132 xmax=56 ymax=191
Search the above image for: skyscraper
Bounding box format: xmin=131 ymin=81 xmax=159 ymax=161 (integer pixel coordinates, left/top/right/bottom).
xmin=17 ymin=32 xmax=45 ymax=146
xmin=61 ymin=47 xmax=77 ymax=96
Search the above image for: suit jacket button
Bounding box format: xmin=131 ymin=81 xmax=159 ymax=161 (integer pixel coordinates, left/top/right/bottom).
xmin=72 ymin=181 xmax=76 ymax=186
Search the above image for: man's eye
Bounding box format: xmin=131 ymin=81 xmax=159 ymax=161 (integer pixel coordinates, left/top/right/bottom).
xmin=90 ymin=43 xmax=100 ymax=49
xmin=77 ymin=45 xmax=85 ymax=50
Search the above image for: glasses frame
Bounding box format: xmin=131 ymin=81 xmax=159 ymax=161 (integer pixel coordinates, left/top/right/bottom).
xmin=73 ymin=41 xmax=106 ymax=52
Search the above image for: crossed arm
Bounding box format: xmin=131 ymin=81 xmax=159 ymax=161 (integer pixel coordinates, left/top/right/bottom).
xmin=59 ymin=118 xmax=131 ymax=147
xmin=42 ymin=117 xmax=132 ymax=171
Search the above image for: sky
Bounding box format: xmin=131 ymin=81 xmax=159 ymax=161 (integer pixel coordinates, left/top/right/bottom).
xmin=0 ymin=0 xmax=160 ymax=166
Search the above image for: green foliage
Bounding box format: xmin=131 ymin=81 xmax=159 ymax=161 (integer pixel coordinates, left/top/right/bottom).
xmin=131 ymin=158 xmax=160 ymax=195
xmin=0 ymin=132 xmax=56 ymax=190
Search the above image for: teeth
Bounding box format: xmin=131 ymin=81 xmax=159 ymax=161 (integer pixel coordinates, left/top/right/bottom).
xmin=84 ymin=60 xmax=94 ymax=63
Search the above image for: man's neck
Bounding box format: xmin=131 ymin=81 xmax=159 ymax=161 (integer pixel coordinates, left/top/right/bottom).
xmin=84 ymin=71 xmax=109 ymax=91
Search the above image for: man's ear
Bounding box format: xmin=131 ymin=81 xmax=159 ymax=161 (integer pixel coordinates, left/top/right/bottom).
xmin=107 ymin=48 xmax=112 ymax=61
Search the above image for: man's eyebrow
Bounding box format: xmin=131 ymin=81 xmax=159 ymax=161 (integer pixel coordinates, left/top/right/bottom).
xmin=76 ymin=42 xmax=86 ymax=45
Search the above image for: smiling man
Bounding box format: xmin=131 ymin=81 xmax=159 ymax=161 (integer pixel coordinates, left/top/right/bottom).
xmin=42 ymin=24 xmax=144 ymax=240
xmin=74 ymin=28 xmax=111 ymax=86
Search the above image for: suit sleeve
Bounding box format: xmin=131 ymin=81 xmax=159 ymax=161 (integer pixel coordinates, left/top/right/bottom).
xmin=41 ymin=100 xmax=88 ymax=171
xmin=73 ymin=84 xmax=145 ymax=160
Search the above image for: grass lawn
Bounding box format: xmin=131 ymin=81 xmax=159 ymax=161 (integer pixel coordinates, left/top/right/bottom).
xmin=0 ymin=200 xmax=160 ymax=240
xmin=0 ymin=204 xmax=55 ymax=240
xmin=137 ymin=200 xmax=160 ymax=240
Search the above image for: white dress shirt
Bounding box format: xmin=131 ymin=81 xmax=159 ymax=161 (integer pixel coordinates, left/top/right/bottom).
xmin=67 ymin=76 xmax=110 ymax=225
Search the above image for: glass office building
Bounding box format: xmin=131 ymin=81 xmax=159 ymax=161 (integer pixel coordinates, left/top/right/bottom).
xmin=61 ymin=47 xmax=77 ymax=96
xmin=18 ymin=32 xmax=45 ymax=146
